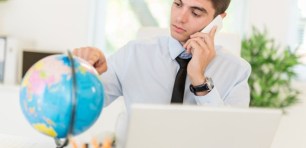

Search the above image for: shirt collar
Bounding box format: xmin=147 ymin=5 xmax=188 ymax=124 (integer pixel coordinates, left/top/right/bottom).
xmin=168 ymin=36 xmax=185 ymax=60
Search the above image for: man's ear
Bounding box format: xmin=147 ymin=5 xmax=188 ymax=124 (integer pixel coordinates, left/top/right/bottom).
xmin=220 ymin=12 xmax=227 ymax=19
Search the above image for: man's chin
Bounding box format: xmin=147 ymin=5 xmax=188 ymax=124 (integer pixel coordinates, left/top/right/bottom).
xmin=170 ymin=32 xmax=188 ymax=43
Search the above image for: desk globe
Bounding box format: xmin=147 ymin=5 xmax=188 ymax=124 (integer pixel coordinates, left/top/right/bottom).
xmin=19 ymin=53 xmax=104 ymax=147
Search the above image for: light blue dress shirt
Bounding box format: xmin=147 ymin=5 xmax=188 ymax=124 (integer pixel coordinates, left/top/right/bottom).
xmin=101 ymin=35 xmax=251 ymax=110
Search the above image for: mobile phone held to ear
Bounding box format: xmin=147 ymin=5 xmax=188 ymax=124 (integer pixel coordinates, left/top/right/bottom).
xmin=201 ymin=15 xmax=223 ymax=33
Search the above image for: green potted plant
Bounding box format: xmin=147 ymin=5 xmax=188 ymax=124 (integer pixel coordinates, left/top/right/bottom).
xmin=241 ymin=27 xmax=302 ymax=110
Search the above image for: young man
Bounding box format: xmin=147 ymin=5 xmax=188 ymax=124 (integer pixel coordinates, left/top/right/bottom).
xmin=73 ymin=0 xmax=251 ymax=108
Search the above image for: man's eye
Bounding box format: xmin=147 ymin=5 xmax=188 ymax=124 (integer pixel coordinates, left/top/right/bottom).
xmin=174 ymin=2 xmax=182 ymax=7
xmin=192 ymin=12 xmax=201 ymax=17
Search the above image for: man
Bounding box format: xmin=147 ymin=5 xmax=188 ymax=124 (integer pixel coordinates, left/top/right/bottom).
xmin=73 ymin=0 xmax=251 ymax=109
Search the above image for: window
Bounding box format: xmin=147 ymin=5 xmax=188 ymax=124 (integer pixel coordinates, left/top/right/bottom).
xmin=296 ymin=0 xmax=306 ymax=80
xmin=104 ymin=0 xmax=174 ymax=56
xmin=0 ymin=37 xmax=5 ymax=83
xmin=298 ymin=0 xmax=306 ymax=46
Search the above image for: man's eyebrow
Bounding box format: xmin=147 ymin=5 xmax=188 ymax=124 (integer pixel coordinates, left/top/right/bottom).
xmin=191 ymin=6 xmax=208 ymax=14
xmin=177 ymin=0 xmax=208 ymax=14
xmin=174 ymin=0 xmax=182 ymax=3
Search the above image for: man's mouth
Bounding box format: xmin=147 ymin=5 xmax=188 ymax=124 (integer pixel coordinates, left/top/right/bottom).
xmin=172 ymin=25 xmax=186 ymax=33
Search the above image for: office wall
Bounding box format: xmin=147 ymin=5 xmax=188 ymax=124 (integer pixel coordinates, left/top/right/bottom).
xmin=0 ymin=4 xmax=3 ymax=33
xmin=246 ymin=0 xmax=299 ymax=48
xmin=0 ymin=0 xmax=93 ymax=51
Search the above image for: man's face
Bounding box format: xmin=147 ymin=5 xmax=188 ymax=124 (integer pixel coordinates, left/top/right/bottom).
xmin=170 ymin=0 xmax=216 ymax=43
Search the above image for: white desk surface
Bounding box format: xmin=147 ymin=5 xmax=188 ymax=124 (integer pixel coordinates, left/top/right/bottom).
xmin=0 ymin=84 xmax=55 ymax=147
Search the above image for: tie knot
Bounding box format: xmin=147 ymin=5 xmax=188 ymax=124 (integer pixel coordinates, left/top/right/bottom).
xmin=175 ymin=57 xmax=190 ymax=69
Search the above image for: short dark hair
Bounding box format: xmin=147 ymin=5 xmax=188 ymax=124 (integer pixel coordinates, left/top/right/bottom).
xmin=211 ymin=0 xmax=231 ymax=17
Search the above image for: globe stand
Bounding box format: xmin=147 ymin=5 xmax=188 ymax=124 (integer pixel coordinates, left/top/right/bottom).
xmin=55 ymin=138 xmax=69 ymax=148
xmin=54 ymin=51 xmax=78 ymax=148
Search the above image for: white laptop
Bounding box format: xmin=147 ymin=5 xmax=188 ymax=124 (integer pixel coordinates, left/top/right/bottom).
xmin=124 ymin=104 xmax=282 ymax=148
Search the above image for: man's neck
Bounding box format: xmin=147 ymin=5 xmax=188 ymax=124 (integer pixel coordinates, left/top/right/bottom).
xmin=180 ymin=41 xmax=185 ymax=46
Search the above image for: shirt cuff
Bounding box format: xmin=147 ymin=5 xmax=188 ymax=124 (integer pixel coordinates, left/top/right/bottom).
xmin=194 ymin=87 xmax=224 ymax=106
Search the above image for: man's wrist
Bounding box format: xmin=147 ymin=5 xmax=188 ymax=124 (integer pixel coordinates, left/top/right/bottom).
xmin=195 ymin=90 xmax=209 ymax=96
xmin=189 ymin=76 xmax=214 ymax=96
xmin=190 ymin=74 xmax=206 ymax=86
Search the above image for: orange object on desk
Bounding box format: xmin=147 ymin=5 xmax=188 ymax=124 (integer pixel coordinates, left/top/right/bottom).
xmin=101 ymin=137 xmax=112 ymax=148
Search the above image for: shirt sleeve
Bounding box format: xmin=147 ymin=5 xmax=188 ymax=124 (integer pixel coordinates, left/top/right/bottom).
xmin=194 ymin=62 xmax=251 ymax=108
xmin=100 ymin=42 xmax=137 ymax=107
xmin=194 ymin=87 xmax=224 ymax=106
xmin=100 ymin=60 xmax=123 ymax=107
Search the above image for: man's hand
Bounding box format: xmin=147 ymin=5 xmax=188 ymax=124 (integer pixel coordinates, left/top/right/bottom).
xmin=183 ymin=27 xmax=217 ymax=86
xmin=73 ymin=47 xmax=107 ymax=75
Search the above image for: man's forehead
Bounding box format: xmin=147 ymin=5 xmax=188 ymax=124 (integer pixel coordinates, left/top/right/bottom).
xmin=177 ymin=0 xmax=214 ymax=9
xmin=176 ymin=0 xmax=215 ymax=13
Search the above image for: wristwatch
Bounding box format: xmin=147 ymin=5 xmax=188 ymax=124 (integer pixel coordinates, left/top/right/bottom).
xmin=189 ymin=77 xmax=214 ymax=95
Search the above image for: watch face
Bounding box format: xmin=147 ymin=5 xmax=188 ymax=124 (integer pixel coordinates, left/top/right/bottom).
xmin=207 ymin=77 xmax=214 ymax=90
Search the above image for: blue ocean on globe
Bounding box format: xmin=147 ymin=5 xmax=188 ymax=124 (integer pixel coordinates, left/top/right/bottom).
xmin=19 ymin=54 xmax=104 ymax=138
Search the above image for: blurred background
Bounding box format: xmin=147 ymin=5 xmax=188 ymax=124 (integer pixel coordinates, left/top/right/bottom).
xmin=0 ymin=0 xmax=306 ymax=80
xmin=0 ymin=0 xmax=306 ymax=147
xmin=0 ymin=0 xmax=305 ymax=54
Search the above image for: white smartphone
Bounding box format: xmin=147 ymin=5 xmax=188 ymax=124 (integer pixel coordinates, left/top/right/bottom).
xmin=201 ymin=15 xmax=223 ymax=33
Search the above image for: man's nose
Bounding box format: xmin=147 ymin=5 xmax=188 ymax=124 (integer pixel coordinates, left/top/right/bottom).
xmin=177 ymin=9 xmax=189 ymax=23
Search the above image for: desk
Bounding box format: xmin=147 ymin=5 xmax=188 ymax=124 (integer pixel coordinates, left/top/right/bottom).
xmin=1 ymin=82 xmax=306 ymax=148
xmin=0 ymin=84 xmax=119 ymax=148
